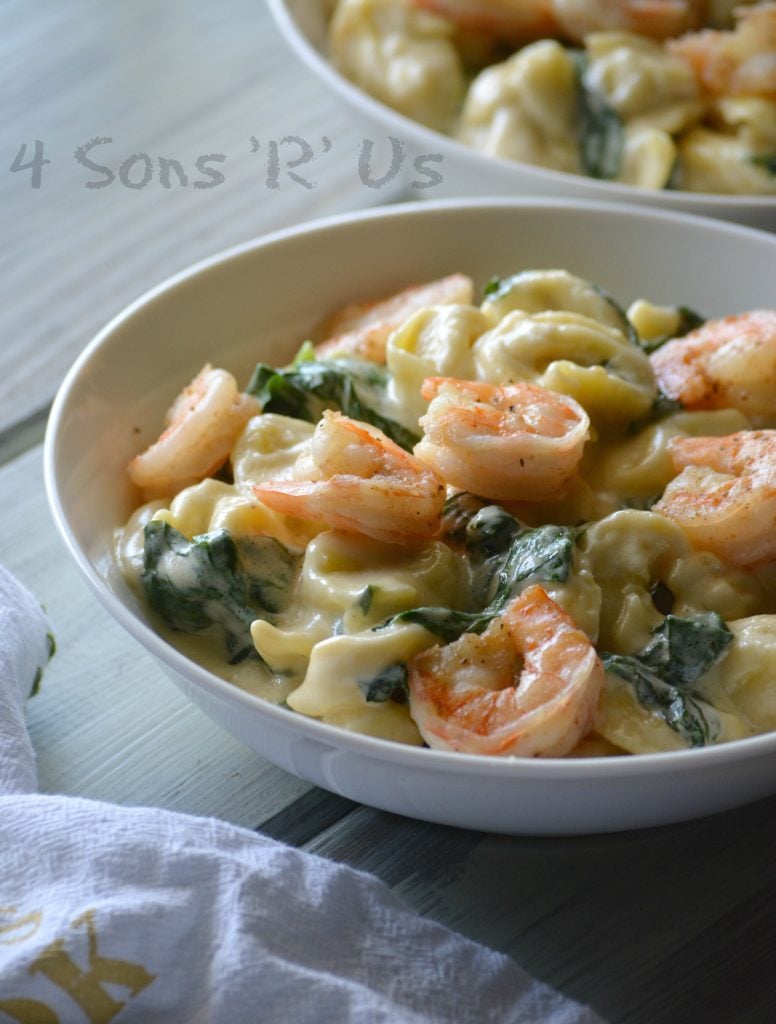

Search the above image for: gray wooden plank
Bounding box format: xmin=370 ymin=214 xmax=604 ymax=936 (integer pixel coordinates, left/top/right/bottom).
xmin=259 ymin=788 xmax=360 ymax=847
xmin=306 ymin=795 xmax=776 ymax=1024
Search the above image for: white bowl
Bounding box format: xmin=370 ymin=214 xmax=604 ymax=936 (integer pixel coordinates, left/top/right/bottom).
xmin=45 ymin=198 xmax=776 ymax=835
xmin=269 ymin=0 xmax=776 ymax=233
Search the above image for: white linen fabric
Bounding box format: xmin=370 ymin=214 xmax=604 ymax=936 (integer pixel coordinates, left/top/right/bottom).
xmin=0 ymin=564 xmax=604 ymax=1024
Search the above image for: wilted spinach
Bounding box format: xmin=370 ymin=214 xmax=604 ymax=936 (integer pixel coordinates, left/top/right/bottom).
xmin=573 ymin=52 xmax=624 ymax=180
xmin=750 ymin=153 xmax=776 ymax=177
xmin=358 ymin=661 xmax=409 ymax=704
xmin=602 ymin=613 xmax=733 ymax=746
xmin=247 ymin=355 xmax=419 ymax=451
xmin=142 ymin=521 xmax=298 ymax=663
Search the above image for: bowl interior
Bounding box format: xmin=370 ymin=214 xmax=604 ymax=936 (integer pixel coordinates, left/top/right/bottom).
xmin=270 ymin=0 xmax=776 ymax=231
xmin=44 ymin=199 xmax=776 ymax=833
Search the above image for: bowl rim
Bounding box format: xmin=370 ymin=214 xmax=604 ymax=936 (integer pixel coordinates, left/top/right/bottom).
xmin=268 ymin=0 xmax=776 ymax=213
xmin=43 ymin=195 xmax=776 ymax=784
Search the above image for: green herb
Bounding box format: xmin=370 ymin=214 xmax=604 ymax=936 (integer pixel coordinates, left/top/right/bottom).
xmin=627 ymin=389 xmax=684 ymax=433
xmin=356 ymin=585 xmax=374 ymax=615
xmin=359 ymin=661 xmax=409 ymax=703
xmin=380 ymin=502 xmax=576 ymax=642
xmin=573 ymin=52 xmax=624 ymax=180
xmin=750 ymin=153 xmax=776 ymax=177
xmin=591 ymin=283 xmax=640 ymax=346
xmin=30 ymin=631 xmax=57 ymax=697
xmin=292 ymin=340 xmax=316 ymax=364
xmin=30 ymin=666 xmax=43 ymax=697
xmin=638 ymin=306 xmax=705 ymax=354
xmin=480 ymin=276 xmax=508 ymax=303
xmin=247 ymin=356 xmax=419 ymax=451
xmin=141 ymin=521 xmax=298 ymax=663
xmin=439 ymin=491 xmax=488 ymax=545
xmin=602 ymin=613 xmax=733 ymax=746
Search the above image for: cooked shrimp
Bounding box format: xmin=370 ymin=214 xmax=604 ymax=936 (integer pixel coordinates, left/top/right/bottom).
xmin=127 ymin=365 xmax=259 ymax=500
xmin=410 ymin=0 xmax=704 ymax=43
xmin=553 ymin=0 xmax=705 ymax=41
xmin=408 ymin=0 xmax=560 ymax=43
xmin=408 ymin=584 xmax=605 ymax=756
xmin=668 ymin=3 xmax=776 ymax=97
xmin=252 ymin=410 xmax=446 ymax=544
xmin=314 ymin=273 xmax=474 ymax=363
xmin=650 ymin=310 xmax=776 ymax=422
xmin=414 ymin=377 xmax=590 ymax=501
xmin=653 ymin=430 xmax=776 ymax=566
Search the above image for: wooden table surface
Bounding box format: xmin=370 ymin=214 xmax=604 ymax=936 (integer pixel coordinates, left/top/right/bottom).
xmin=3 ymin=4 xmax=775 ymax=1022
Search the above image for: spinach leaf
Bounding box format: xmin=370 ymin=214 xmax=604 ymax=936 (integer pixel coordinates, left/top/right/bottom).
xmin=573 ymin=52 xmax=624 ymax=179
xmin=356 ymin=585 xmax=374 ymax=615
xmin=142 ymin=521 xmax=298 ymax=663
xmin=247 ymin=357 xmax=420 ymax=451
xmin=380 ymin=501 xmax=576 ymax=642
xmin=482 ymin=275 xmax=503 ymax=298
xmin=439 ymin=491 xmax=487 ymax=545
xmin=602 ymin=613 xmax=733 ymax=746
xmin=358 ymin=661 xmax=409 ymax=703
xmin=627 ymin=389 xmax=684 ymax=434
xmin=750 ymin=153 xmax=776 ymax=177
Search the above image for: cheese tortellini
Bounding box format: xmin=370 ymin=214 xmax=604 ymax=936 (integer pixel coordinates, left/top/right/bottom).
xmin=457 ymin=40 xmax=580 ymax=173
xmin=329 ymin=0 xmax=466 ymax=133
xmin=327 ymin=0 xmax=776 ymax=196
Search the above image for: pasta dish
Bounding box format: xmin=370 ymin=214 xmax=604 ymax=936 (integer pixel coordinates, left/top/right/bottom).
xmin=115 ymin=268 xmax=776 ymax=757
xmin=327 ymin=0 xmax=776 ymax=195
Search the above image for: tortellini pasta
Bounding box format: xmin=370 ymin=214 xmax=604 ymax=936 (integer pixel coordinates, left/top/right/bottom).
xmin=584 ymin=408 xmax=751 ymax=505
xmin=676 ymin=126 xmax=776 ymax=194
xmin=583 ymin=32 xmax=701 ymax=127
xmin=386 ymin=304 xmax=487 ymax=427
xmin=456 ymin=40 xmax=580 ymax=172
xmin=473 ymin=310 xmax=656 ymax=427
xmin=329 ymin=0 xmax=465 ymax=132
xmin=473 ymin=271 xmax=656 ymax=427
xmin=327 ymin=0 xmax=776 ymax=195
xmin=594 ymin=671 xmax=751 ymax=754
xmin=480 ymin=270 xmax=632 ymax=335
xmin=701 ymin=617 xmax=776 ymax=733
xmin=285 ymin=623 xmax=432 ymax=743
xmin=579 ymin=510 xmax=765 ymax=654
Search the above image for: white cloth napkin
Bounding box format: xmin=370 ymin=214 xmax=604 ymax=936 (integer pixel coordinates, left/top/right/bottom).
xmin=0 ymin=564 xmax=604 ymax=1023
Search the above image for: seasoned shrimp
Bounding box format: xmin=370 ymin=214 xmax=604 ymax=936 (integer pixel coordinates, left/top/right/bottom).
xmin=650 ymin=310 xmax=776 ymax=422
xmin=414 ymin=377 xmax=590 ymax=501
xmin=553 ymin=0 xmax=705 ymax=41
xmin=410 ymin=0 xmax=704 ymax=43
xmin=253 ymin=410 xmax=446 ymax=544
xmin=653 ymin=430 xmax=776 ymax=566
xmin=408 ymin=0 xmax=559 ymax=43
xmin=127 ymin=365 xmax=259 ymax=500
xmin=668 ymin=3 xmax=776 ymax=97
xmin=408 ymin=584 xmax=606 ymax=756
xmin=314 ymin=273 xmax=474 ymax=363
